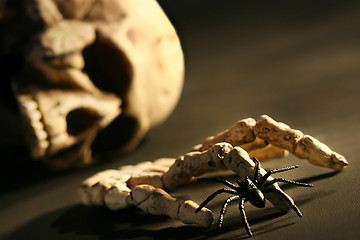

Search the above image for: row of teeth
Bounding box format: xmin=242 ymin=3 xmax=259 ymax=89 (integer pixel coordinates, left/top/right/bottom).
xmin=18 ymin=95 xmax=49 ymax=159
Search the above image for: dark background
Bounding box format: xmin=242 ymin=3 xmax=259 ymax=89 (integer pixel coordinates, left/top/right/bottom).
xmin=1 ymin=0 xmax=360 ymax=239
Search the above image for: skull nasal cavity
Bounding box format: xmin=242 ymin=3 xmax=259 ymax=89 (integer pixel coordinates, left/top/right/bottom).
xmin=66 ymin=108 xmax=101 ymax=136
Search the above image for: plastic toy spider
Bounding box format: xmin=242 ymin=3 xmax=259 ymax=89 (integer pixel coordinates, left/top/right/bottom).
xmin=195 ymin=158 xmax=313 ymax=236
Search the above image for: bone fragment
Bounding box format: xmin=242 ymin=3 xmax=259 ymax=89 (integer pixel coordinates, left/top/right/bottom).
xmin=199 ymin=118 xmax=256 ymax=151
xmin=240 ymin=137 xmax=267 ymax=152
xmin=26 ymin=90 xmax=121 ymax=160
xmin=126 ymin=171 xmax=164 ymax=189
xmin=39 ymin=20 xmax=96 ymax=57
xmin=240 ymin=137 xmax=288 ymax=161
xmin=161 ymin=143 xmax=289 ymax=211
xmin=248 ymin=145 xmax=289 ymax=161
xmin=80 ymin=114 xmax=348 ymax=222
xmin=254 ymin=115 xmax=348 ymax=170
xmin=127 ymin=184 xmax=214 ymax=227
xmin=26 ymin=20 xmax=100 ymax=93
xmin=80 ymin=143 xmax=291 ymax=213
xmin=126 ymin=158 xmax=176 ymax=188
xmin=79 ymin=169 xmax=129 ymax=206
xmin=79 ymin=158 xmax=175 ymax=209
xmin=104 ymin=184 xmax=132 ymax=210
xmin=163 ymin=143 xmax=282 ymax=189
xmin=162 ymin=143 xmax=231 ymax=189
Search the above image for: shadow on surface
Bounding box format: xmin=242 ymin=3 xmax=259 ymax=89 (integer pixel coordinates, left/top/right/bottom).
xmin=3 ymin=171 xmax=338 ymax=240
xmin=3 ymin=205 xmax=165 ymax=240
xmin=107 ymin=210 xmax=290 ymax=240
xmin=0 ymin=145 xmax=54 ymax=194
xmin=3 ymin=204 xmax=291 ymax=240
xmin=0 ymin=145 xmax=135 ymax=196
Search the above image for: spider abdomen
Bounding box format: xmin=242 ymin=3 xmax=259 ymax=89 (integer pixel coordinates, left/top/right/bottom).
xmin=247 ymin=188 xmax=266 ymax=208
xmin=242 ymin=176 xmax=266 ymax=208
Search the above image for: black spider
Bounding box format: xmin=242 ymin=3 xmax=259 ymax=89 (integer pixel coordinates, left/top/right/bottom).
xmin=195 ymin=158 xmax=313 ymax=237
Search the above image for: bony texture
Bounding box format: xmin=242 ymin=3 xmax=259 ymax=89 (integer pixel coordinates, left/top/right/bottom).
xmin=3 ymin=0 xmax=184 ymax=168
xmin=127 ymin=185 xmax=214 ymax=227
xmin=254 ymin=115 xmax=348 ymax=170
xmin=162 ymin=142 xmax=283 ymax=190
xmin=79 ymin=158 xmax=175 ymax=210
xmin=194 ymin=118 xmax=288 ymax=162
xmin=104 ymin=184 xmax=132 ymax=210
xmin=200 ymin=118 xmax=257 ymax=150
xmin=79 ymin=169 xmax=129 ymax=207
xmin=196 ymin=115 xmax=347 ymax=170
xmin=162 ymin=143 xmax=289 ymax=211
xmin=89 ymin=142 xmax=289 ymax=212
xmin=80 ymin=115 xmax=347 ymax=227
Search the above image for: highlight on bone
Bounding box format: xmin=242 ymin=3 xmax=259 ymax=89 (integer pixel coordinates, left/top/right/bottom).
xmin=80 ymin=115 xmax=347 ymax=227
xmin=6 ymin=0 xmax=184 ymax=168
xmin=127 ymin=184 xmax=214 ymax=227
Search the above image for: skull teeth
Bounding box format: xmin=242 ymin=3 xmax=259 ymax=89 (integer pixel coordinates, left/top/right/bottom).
xmin=18 ymin=96 xmax=49 ymax=158
xmin=28 ymin=108 xmax=42 ymax=121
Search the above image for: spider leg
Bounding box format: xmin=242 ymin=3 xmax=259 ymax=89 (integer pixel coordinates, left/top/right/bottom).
xmin=253 ymin=157 xmax=260 ymax=184
xmin=195 ymin=188 xmax=237 ymax=213
xmin=239 ymin=197 xmax=252 ymax=236
xmin=218 ymin=195 xmax=241 ymax=228
xmin=262 ymin=178 xmax=313 ymax=189
xmin=197 ymin=177 xmax=237 ymax=189
xmin=258 ymin=165 xmax=299 ymax=187
xmin=263 ymin=188 xmax=303 ymax=217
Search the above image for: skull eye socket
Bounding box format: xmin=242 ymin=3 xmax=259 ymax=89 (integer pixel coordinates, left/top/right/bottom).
xmin=66 ymin=108 xmax=101 ymax=136
xmin=83 ymin=34 xmax=133 ymax=102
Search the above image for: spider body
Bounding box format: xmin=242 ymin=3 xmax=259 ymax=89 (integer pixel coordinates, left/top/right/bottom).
xmin=195 ymin=158 xmax=313 ymax=236
xmin=239 ymin=177 xmax=265 ymax=208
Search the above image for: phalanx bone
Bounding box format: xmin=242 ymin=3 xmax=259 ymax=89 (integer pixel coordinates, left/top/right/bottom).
xmin=79 ymin=115 xmax=347 ymax=228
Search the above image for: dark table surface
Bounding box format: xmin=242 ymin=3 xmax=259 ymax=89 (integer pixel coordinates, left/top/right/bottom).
xmin=1 ymin=0 xmax=360 ymax=239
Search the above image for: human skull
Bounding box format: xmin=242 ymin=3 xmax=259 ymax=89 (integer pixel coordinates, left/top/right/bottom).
xmin=1 ymin=0 xmax=184 ymax=168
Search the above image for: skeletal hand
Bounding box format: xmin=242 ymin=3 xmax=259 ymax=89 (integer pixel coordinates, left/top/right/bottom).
xmin=79 ymin=115 xmax=347 ymax=226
